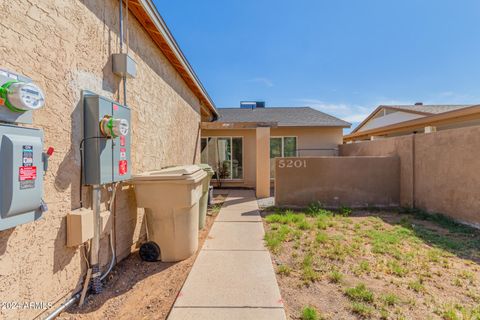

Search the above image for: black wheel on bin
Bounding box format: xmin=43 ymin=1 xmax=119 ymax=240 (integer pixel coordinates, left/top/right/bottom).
xmin=139 ymin=241 xmax=160 ymax=262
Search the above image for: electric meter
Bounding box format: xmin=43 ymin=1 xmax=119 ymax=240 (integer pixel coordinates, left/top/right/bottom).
xmin=100 ymin=116 xmax=129 ymax=138
xmin=0 ymin=81 xmax=45 ymax=112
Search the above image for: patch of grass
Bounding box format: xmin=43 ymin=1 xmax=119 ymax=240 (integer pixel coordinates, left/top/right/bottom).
xmin=297 ymin=220 xmax=313 ymax=230
xmin=340 ymin=205 xmax=353 ymax=216
xmin=387 ymin=260 xmax=408 ymax=277
xmin=354 ymin=261 xmax=371 ymax=275
xmin=345 ymin=284 xmax=374 ymax=303
xmin=328 ymin=270 xmax=343 ymax=283
xmin=302 ymin=253 xmax=319 ymax=283
xmin=301 ymin=306 xmax=320 ymax=320
xmin=351 ymin=302 xmax=374 ymax=317
xmin=367 ymin=226 xmax=413 ymax=255
xmin=277 ymin=265 xmax=292 ymax=276
xmin=382 ymin=293 xmax=400 ymax=306
xmin=408 ymin=279 xmax=425 ymax=293
xmin=439 ymin=304 xmax=480 ymax=320
xmin=264 ymin=225 xmax=291 ymax=252
xmin=315 ymin=215 xmax=331 ymax=230
xmin=315 ymin=231 xmax=328 ymax=244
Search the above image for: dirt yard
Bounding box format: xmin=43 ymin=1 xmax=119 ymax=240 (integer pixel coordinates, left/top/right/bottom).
xmin=59 ymin=194 xmax=226 ymax=320
xmin=262 ymin=206 xmax=480 ymax=320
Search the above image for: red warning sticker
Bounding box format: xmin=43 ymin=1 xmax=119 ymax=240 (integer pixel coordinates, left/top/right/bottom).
xmin=120 ymin=135 xmax=126 ymax=146
xmin=119 ymin=160 xmax=128 ymax=175
xmin=19 ymin=166 xmax=37 ymax=181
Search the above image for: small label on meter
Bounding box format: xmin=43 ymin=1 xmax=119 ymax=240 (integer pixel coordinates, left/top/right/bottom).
xmin=120 ymin=135 xmax=126 ymax=146
xmin=22 ymin=145 xmax=33 ymax=166
xmin=120 ymin=148 xmax=126 ymax=159
xmin=119 ymin=160 xmax=128 ymax=175
xmin=19 ymin=166 xmax=37 ymax=181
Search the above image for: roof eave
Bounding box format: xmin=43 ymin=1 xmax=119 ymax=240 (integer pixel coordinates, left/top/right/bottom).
xmin=344 ymin=104 xmax=480 ymax=141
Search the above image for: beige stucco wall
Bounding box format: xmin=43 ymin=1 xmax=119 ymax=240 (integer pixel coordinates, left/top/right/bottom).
xmin=201 ymin=126 xmax=343 ymax=188
xmin=271 ymin=127 xmax=343 ymax=156
xmin=0 ymin=1 xmax=205 ymax=319
xmin=275 ymin=157 xmax=400 ymax=208
xmin=340 ymin=126 xmax=480 ymax=227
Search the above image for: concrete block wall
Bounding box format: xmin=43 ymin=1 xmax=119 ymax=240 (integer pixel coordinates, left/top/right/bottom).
xmin=0 ymin=1 xmax=205 ymax=319
xmin=340 ymin=125 xmax=480 ymax=227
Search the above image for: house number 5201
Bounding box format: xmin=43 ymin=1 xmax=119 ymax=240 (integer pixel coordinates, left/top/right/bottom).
xmin=278 ymin=159 xmax=307 ymax=168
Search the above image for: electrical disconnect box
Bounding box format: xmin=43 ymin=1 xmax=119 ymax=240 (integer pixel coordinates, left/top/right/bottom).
xmin=0 ymin=69 xmax=47 ymax=231
xmin=83 ymin=92 xmax=131 ymax=185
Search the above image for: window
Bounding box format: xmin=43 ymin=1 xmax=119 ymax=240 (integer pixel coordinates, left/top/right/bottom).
xmin=270 ymin=136 xmax=297 ymax=178
xmin=200 ymin=137 xmax=243 ymax=179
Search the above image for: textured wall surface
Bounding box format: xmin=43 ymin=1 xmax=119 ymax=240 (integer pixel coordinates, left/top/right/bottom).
xmin=275 ymin=157 xmax=400 ymax=208
xmin=340 ymin=126 xmax=480 ymax=227
xmin=0 ymin=1 xmax=204 ymax=319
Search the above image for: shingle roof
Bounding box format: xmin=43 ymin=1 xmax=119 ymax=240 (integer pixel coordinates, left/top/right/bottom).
xmin=216 ymin=107 xmax=351 ymax=127
xmin=382 ymin=104 xmax=473 ymax=114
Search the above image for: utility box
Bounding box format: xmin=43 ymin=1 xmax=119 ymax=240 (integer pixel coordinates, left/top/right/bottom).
xmin=112 ymin=54 xmax=137 ymax=78
xmin=0 ymin=124 xmax=44 ymax=230
xmin=67 ymin=208 xmax=94 ymax=247
xmin=83 ymin=92 xmax=131 ymax=185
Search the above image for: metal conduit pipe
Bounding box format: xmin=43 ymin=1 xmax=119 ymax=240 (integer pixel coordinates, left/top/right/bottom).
xmin=119 ymin=0 xmax=127 ymax=105
xmin=89 ymin=184 xmax=102 ymax=293
xmin=43 ymin=293 xmax=80 ymax=320
xmin=101 ymin=183 xmax=118 ymax=281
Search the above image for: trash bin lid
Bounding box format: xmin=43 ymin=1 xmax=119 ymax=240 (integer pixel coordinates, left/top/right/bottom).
xmin=132 ymin=165 xmax=206 ymax=182
xmin=198 ymin=163 xmax=215 ymax=174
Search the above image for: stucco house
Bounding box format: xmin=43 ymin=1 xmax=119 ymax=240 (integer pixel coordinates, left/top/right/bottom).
xmin=345 ymin=103 xmax=480 ymax=142
xmin=201 ymin=101 xmax=350 ymax=197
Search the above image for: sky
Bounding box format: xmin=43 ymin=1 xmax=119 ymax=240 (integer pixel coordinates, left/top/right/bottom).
xmin=153 ymin=0 xmax=480 ymax=131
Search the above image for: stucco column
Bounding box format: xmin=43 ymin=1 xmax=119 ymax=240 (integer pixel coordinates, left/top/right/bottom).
xmin=256 ymin=126 xmax=270 ymax=198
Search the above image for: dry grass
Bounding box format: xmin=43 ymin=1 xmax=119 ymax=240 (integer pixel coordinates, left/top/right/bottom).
xmin=263 ymin=207 xmax=480 ymax=320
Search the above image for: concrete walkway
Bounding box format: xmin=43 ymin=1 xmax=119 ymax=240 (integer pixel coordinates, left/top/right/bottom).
xmin=168 ymin=189 xmax=286 ymax=320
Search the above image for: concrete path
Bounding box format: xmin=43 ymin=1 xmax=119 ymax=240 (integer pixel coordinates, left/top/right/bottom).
xmin=168 ymin=189 xmax=286 ymax=320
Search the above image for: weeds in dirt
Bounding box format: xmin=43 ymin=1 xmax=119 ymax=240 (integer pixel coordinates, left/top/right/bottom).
xmin=263 ymin=207 xmax=480 ymax=319
xmin=351 ymin=302 xmax=374 ymax=317
xmin=345 ymin=283 xmax=374 ymax=303
xmin=277 ymin=265 xmax=292 ymax=276
xmin=301 ymin=306 xmax=321 ymax=320
xmin=328 ymin=270 xmax=343 ymax=283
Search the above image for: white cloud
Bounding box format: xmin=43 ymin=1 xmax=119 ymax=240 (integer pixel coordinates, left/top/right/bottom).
xmin=296 ymin=98 xmax=373 ymax=125
xmin=247 ymin=77 xmax=274 ymax=87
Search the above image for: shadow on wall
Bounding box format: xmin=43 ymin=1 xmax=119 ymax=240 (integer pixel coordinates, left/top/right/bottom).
xmin=79 ymin=0 xmax=201 ymax=115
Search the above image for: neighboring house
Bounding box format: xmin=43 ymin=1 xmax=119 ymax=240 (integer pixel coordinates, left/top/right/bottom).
xmin=201 ymin=101 xmax=350 ymax=197
xmin=345 ymin=103 xmax=480 ymax=142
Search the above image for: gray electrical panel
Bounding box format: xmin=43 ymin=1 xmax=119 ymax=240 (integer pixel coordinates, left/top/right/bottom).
xmin=0 ymin=124 xmax=44 ymax=230
xmin=83 ymin=92 xmax=131 ymax=185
